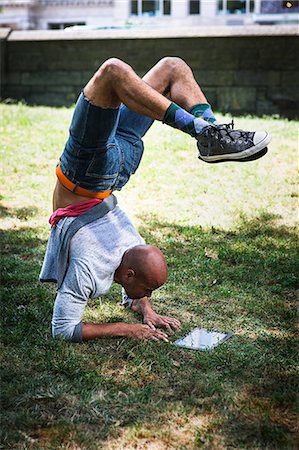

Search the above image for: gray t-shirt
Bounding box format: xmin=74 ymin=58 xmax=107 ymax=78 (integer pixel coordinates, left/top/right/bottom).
xmin=40 ymin=205 xmax=144 ymax=341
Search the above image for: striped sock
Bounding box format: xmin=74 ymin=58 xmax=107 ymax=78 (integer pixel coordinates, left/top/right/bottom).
xmin=163 ymin=102 xmax=209 ymax=137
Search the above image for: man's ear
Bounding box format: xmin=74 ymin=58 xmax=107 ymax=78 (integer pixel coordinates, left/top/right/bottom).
xmin=126 ymin=268 xmax=136 ymax=280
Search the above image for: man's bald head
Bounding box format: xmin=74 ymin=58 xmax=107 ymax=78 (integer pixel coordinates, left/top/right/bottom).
xmin=114 ymin=245 xmax=168 ymax=299
xmin=124 ymin=245 xmax=167 ymax=282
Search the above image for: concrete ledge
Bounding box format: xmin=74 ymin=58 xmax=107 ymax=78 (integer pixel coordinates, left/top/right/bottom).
xmin=0 ymin=28 xmax=12 ymax=40
xmin=7 ymin=25 xmax=299 ymax=41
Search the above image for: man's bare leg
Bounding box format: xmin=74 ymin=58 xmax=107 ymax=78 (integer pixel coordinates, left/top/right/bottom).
xmin=84 ymin=57 xmax=207 ymax=112
xmin=141 ymin=56 xmax=208 ymax=111
xmin=142 ymin=57 xmax=219 ymax=124
xmin=53 ymin=57 xmax=208 ymax=210
xmin=83 ymin=57 xmax=270 ymax=157
xmin=83 ymin=57 xmax=209 ymax=124
xmin=54 ymin=57 xmax=271 ymax=209
xmin=84 ymin=57 xmax=171 ymax=118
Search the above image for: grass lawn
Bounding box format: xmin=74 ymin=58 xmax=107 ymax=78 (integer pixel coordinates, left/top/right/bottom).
xmin=0 ymin=103 xmax=298 ymax=450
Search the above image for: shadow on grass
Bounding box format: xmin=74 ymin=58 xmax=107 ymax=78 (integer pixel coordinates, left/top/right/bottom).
xmin=0 ymin=203 xmax=39 ymax=221
xmin=137 ymin=211 xmax=298 ymax=332
xmin=0 ymin=212 xmax=298 ymax=449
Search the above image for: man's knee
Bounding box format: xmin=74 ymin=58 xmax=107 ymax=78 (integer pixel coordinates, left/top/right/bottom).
xmin=96 ymin=58 xmax=132 ymax=81
xmin=159 ymin=56 xmax=188 ymax=72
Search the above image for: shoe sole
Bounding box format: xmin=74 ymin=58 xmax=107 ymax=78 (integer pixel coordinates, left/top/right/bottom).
xmin=199 ymin=147 xmax=268 ymax=164
xmin=198 ymin=132 xmax=271 ymax=163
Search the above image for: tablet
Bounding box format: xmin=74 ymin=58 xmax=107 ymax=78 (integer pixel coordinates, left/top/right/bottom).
xmin=173 ymin=327 xmax=233 ymax=351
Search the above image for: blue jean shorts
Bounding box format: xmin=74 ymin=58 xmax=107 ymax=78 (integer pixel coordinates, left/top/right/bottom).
xmin=59 ymin=92 xmax=154 ymax=192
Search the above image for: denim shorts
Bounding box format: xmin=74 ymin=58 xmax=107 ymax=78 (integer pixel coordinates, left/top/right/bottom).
xmin=59 ymin=92 xmax=154 ymax=192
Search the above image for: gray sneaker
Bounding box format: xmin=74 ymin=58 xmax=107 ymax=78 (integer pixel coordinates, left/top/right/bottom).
xmin=196 ymin=121 xmax=271 ymax=163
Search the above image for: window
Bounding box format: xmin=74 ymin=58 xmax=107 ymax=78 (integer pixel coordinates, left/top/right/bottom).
xmin=218 ymin=0 xmax=254 ymax=14
xmin=131 ymin=0 xmax=138 ymax=14
xmin=142 ymin=0 xmax=160 ymax=15
xmin=164 ymin=0 xmax=171 ymax=15
xmin=189 ymin=0 xmax=200 ymax=15
xmin=131 ymin=0 xmax=171 ymax=16
xmin=48 ymin=22 xmax=85 ymax=30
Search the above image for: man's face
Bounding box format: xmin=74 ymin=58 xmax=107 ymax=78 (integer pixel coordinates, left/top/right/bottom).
xmin=122 ymin=275 xmax=161 ymax=300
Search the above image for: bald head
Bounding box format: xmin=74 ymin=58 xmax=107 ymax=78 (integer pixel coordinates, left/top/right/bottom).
xmin=115 ymin=245 xmax=168 ymax=299
xmin=125 ymin=244 xmax=167 ymax=281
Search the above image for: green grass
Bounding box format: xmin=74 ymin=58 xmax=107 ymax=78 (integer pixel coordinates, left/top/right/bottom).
xmin=0 ymin=103 xmax=298 ymax=449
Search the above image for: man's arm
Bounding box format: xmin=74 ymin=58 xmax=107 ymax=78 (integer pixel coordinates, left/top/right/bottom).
xmin=52 ymin=289 xmax=170 ymax=343
xmin=82 ymin=322 xmax=169 ymax=341
xmin=82 ymin=297 xmax=182 ymax=341
xmin=131 ymin=297 xmax=181 ymax=332
xmin=52 ymin=261 xmax=169 ymax=343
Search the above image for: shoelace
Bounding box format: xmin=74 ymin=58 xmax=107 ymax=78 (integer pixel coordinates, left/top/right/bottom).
xmin=205 ymin=120 xmax=252 ymax=154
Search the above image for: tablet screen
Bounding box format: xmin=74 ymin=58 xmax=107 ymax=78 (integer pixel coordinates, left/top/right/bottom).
xmin=173 ymin=327 xmax=232 ymax=350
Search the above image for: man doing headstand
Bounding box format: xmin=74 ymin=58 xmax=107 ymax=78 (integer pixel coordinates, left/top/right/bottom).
xmin=40 ymin=57 xmax=271 ymax=343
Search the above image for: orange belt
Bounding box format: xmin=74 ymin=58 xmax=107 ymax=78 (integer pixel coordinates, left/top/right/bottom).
xmin=56 ymin=164 xmax=112 ymax=199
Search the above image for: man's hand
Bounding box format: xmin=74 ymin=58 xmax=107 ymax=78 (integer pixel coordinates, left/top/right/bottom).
xmin=131 ymin=297 xmax=181 ymax=332
xmin=128 ymin=324 xmax=169 ymax=342
xmin=143 ymin=310 xmax=181 ymax=332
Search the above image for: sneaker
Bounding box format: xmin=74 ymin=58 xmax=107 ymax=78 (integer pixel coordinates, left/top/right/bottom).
xmin=196 ymin=121 xmax=271 ymax=163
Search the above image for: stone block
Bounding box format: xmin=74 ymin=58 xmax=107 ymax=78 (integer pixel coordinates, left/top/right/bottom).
xmin=266 ymin=86 xmax=299 ymax=118
xmin=5 ymin=72 xmax=21 ymax=85
xmin=238 ymin=58 xmax=260 ymax=70
xmin=195 ymin=70 xmax=234 ymax=87
xmin=0 ymin=40 xmax=6 ymax=92
xmin=46 ymin=85 xmax=77 ymax=94
xmin=256 ymin=98 xmax=279 ymax=116
xmin=234 ymin=70 xmax=280 ymax=87
xmin=256 ymin=88 xmax=280 ymax=116
xmin=217 ymin=87 xmax=256 ymax=114
xmin=258 ymin=37 xmax=299 ymax=70
xmin=237 ymin=45 xmax=260 ymax=70
xmin=256 ymin=87 xmax=268 ymax=101
xmin=259 ymin=53 xmax=299 ymax=71
xmin=281 ymin=71 xmax=299 ymax=87
xmin=26 ymin=91 xmax=76 ymax=106
xmin=2 ymin=84 xmax=31 ymax=101
xmin=268 ymin=86 xmax=299 ymax=101
xmin=279 ymin=37 xmax=299 ymax=68
xmin=44 ymin=58 xmax=86 ymax=71
xmin=8 ymin=51 xmax=45 ymax=71
xmin=21 ymin=71 xmax=82 ymax=86
xmin=201 ymin=88 xmax=218 ymax=108
xmin=80 ymin=70 xmax=94 ymax=84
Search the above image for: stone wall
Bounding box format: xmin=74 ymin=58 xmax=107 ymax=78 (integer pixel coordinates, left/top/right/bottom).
xmin=0 ymin=28 xmax=10 ymax=100
xmin=1 ymin=26 xmax=298 ymax=118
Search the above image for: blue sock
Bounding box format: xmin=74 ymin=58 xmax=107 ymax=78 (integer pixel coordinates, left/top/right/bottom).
xmin=189 ymin=103 xmax=218 ymax=124
xmin=163 ymin=102 xmax=209 ymax=136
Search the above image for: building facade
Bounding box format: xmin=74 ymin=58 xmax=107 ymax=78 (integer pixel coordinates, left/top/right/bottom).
xmin=0 ymin=0 xmax=298 ymax=30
